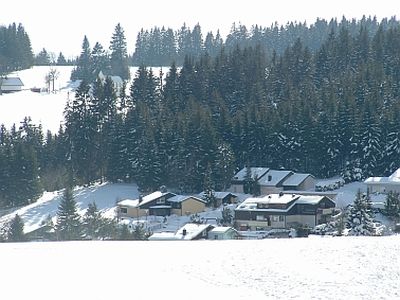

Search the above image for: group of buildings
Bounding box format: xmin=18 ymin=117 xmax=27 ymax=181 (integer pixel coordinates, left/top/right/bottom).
xmin=117 ymin=167 xmax=340 ymax=240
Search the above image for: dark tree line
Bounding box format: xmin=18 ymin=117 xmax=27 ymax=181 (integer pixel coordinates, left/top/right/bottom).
xmin=131 ymin=16 xmax=400 ymax=66
xmin=0 ymin=23 xmax=34 ymax=75
xmin=2 ymin=17 xmax=400 ymax=207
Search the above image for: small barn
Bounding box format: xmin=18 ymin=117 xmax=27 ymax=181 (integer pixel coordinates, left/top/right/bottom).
xmin=0 ymin=77 xmax=24 ymax=93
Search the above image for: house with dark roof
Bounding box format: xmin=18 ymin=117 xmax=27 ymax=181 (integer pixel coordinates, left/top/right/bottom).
xmin=234 ymin=193 xmax=335 ymax=230
xmin=229 ymin=167 xmax=316 ymax=195
xmin=0 ymin=77 xmax=24 ymax=93
xmin=117 ymin=192 xmax=206 ymax=218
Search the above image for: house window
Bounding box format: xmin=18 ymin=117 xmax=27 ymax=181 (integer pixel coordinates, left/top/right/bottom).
xmin=120 ymin=207 xmax=128 ymax=214
xmin=156 ymin=197 xmax=165 ymax=204
xmin=279 ymin=215 xmax=284 ymax=222
xmin=256 ymin=215 xmax=266 ymax=221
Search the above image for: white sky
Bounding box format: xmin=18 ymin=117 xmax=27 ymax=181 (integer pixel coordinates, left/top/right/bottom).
xmin=1 ymin=0 xmax=399 ymax=58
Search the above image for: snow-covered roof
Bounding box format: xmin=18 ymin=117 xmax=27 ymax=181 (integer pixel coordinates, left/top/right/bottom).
xmin=176 ymin=223 xmax=214 ymax=240
xmin=117 ymin=191 xmax=175 ymax=208
xmin=282 ymin=173 xmax=313 ymax=187
xmin=388 ymin=168 xmax=400 ymax=181
xmin=232 ymin=167 xmax=269 ymax=181
xmin=148 ymin=232 xmax=177 ymax=240
xmin=258 ymin=170 xmax=293 ymax=186
xmin=295 ymin=195 xmax=326 ymax=205
xmin=236 ymin=194 xmax=331 ymax=211
xmin=1 ymin=77 xmax=24 ymax=86
xmin=139 ymin=191 xmax=174 ymax=206
xmin=167 ymin=195 xmax=204 ymax=203
xmin=117 ymin=199 xmax=140 ymax=208
xmin=365 ymin=177 xmax=391 ymax=184
xmin=209 ymin=227 xmax=236 ymax=234
xmin=148 ymin=223 xmax=214 ymax=240
xmin=365 ymin=168 xmax=400 ymax=185
xmin=236 ymin=194 xmax=299 ymax=209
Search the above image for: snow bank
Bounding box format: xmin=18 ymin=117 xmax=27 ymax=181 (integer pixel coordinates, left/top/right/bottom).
xmin=0 ymin=237 xmax=399 ymax=300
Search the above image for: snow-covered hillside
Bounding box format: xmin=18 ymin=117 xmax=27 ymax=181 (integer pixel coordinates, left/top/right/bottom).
xmin=0 ymin=236 xmax=399 ymax=300
xmin=0 ymin=66 xmax=165 ymax=133
xmin=0 ymin=182 xmax=139 ymax=233
xmin=1 ymin=66 xmax=74 ymax=133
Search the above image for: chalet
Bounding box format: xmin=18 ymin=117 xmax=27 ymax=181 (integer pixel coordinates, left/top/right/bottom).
xmin=117 ymin=192 xmax=206 ymax=218
xmin=148 ymin=223 xmax=215 ymax=241
xmin=0 ymin=77 xmax=24 ymax=93
xmin=365 ymin=168 xmax=400 ymax=193
xmin=229 ymin=167 xmax=316 ymax=195
xmin=234 ymin=193 xmax=335 ymax=231
xmin=207 ymin=227 xmax=239 ymax=240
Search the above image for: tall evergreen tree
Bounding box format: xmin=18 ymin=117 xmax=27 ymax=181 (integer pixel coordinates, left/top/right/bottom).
xmin=110 ymin=23 xmax=130 ymax=80
xmin=55 ymin=187 xmax=83 ymax=240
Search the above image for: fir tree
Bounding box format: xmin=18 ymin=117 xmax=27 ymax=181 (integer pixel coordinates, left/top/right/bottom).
xmin=383 ymin=191 xmax=400 ymax=219
xmin=346 ymin=189 xmax=376 ymax=236
xmin=82 ymin=202 xmax=102 ymax=239
xmin=55 ymin=187 xmax=83 ymax=240
xmin=110 ymin=23 xmax=130 ymax=80
xmin=6 ymin=214 xmax=25 ymax=242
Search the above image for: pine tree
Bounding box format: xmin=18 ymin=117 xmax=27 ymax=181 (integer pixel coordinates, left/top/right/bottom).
xmin=55 ymin=187 xmax=83 ymax=240
xmin=383 ymin=191 xmax=400 ymax=219
xmin=82 ymin=202 xmax=102 ymax=239
xmin=71 ymin=36 xmax=92 ymax=81
xmin=346 ymin=189 xmax=376 ymax=236
xmin=110 ymin=23 xmax=130 ymax=80
xmin=6 ymin=214 xmax=25 ymax=242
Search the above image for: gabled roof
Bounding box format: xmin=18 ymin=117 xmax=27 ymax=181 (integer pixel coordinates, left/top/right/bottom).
xmin=232 ymin=167 xmax=269 ymax=182
xmin=117 ymin=191 xmax=176 ymax=208
xmin=282 ymin=173 xmax=314 ymax=187
xmin=1 ymin=77 xmax=24 ymax=86
xmin=258 ymin=170 xmax=293 ymax=186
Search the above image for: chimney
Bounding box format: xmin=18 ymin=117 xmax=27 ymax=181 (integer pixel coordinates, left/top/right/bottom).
xmin=139 ymin=194 xmax=143 ymax=203
xmin=279 ymin=191 xmax=284 ymax=197
xmin=268 ymin=175 xmax=272 ymax=182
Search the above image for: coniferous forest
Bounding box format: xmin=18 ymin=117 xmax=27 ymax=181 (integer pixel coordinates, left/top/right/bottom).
xmin=1 ymin=17 xmax=400 ymax=209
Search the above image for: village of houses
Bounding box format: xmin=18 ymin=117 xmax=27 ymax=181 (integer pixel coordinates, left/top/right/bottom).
xmin=114 ymin=166 xmax=400 ymax=241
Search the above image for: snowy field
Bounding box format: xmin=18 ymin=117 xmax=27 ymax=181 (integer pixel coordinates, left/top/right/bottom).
xmin=0 ymin=66 xmax=165 ymax=133
xmin=0 ymin=237 xmax=399 ymax=300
